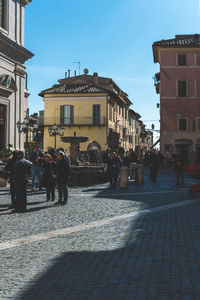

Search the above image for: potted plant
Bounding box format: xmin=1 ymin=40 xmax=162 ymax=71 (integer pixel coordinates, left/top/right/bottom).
xmin=0 ymin=144 xmax=13 ymax=163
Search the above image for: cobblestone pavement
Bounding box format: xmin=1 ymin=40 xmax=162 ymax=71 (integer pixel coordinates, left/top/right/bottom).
xmin=0 ymin=168 xmax=200 ymax=299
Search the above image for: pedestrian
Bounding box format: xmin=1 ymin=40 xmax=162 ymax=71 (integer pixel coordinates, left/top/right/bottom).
xmin=30 ymin=145 xmax=44 ymax=191
xmin=107 ymin=152 xmax=121 ymax=188
xmin=127 ymin=148 xmax=137 ymax=166
xmin=158 ymin=151 xmax=164 ymax=168
xmin=5 ymin=150 xmax=18 ymax=209
xmin=42 ymin=153 xmax=56 ymax=202
xmin=12 ymin=151 xmax=32 ymax=213
xmin=174 ymin=150 xmax=184 ymax=185
xmin=102 ymin=148 xmax=111 ymax=164
xmin=54 ymin=151 xmax=71 ymax=205
xmin=149 ymin=150 xmax=160 ymax=181
xmin=57 ymin=147 xmax=71 ymax=165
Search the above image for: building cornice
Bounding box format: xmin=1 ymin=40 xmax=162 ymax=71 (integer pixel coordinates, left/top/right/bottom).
xmin=0 ymin=32 xmax=34 ymax=64
xmin=20 ymin=0 xmax=32 ymax=6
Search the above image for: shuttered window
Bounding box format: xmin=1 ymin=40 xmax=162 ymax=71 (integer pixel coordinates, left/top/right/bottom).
xmin=93 ymin=104 xmax=100 ymax=125
xmin=0 ymin=0 xmax=7 ymax=30
xmin=60 ymin=105 xmax=74 ymax=125
xmin=179 ymin=118 xmax=187 ymax=131
xmin=178 ymin=54 xmax=186 ymax=66
xmin=178 ymin=80 xmax=187 ymax=97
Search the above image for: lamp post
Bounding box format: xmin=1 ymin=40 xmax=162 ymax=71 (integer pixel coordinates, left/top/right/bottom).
xmin=17 ymin=111 xmax=39 ymax=159
xmin=48 ymin=123 xmax=65 ymax=149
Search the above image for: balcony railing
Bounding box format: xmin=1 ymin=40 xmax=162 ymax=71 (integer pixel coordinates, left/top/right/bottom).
xmin=43 ymin=116 xmax=107 ymax=126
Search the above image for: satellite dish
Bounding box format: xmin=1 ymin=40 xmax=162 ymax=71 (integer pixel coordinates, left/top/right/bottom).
xmin=83 ymin=68 xmax=89 ymax=75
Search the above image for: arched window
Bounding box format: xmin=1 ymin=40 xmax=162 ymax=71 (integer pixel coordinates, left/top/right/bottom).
xmin=0 ymin=0 xmax=8 ymax=30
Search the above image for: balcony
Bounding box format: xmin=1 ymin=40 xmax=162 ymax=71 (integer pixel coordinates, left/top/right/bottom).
xmin=43 ymin=116 xmax=107 ymax=126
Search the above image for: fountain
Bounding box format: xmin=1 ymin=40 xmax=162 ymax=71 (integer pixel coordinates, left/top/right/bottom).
xmin=61 ymin=131 xmax=89 ymax=165
xmin=60 ymin=132 xmax=107 ymax=186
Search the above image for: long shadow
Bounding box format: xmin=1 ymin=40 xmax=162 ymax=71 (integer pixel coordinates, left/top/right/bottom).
xmin=0 ymin=204 xmax=55 ymax=216
xmin=16 ymin=203 xmax=200 ymax=299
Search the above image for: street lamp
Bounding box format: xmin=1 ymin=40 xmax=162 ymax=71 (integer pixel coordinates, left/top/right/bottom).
xmin=48 ymin=123 xmax=65 ymax=149
xmin=17 ymin=113 xmax=39 ymax=159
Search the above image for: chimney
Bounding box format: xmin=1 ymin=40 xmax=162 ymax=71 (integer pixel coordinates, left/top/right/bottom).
xmin=74 ymin=70 xmax=77 ymax=77
xmin=93 ymin=72 xmax=98 ymax=85
xmin=65 ymin=72 xmax=67 ymax=78
xmin=68 ymin=70 xmax=71 ymax=78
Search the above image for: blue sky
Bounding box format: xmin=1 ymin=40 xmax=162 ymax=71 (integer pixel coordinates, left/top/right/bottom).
xmin=25 ymin=0 xmax=200 ymax=136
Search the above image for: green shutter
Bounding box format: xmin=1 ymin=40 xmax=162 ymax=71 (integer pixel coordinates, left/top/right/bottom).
xmin=70 ymin=106 xmax=74 ymax=124
xmin=60 ymin=105 xmax=64 ymax=125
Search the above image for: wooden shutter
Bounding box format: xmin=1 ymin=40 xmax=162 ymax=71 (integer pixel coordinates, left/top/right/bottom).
xmin=70 ymin=106 xmax=74 ymax=124
xmin=93 ymin=104 xmax=100 ymax=124
xmin=178 ymin=81 xmax=187 ymax=97
xmin=60 ymin=105 xmax=64 ymax=125
xmin=178 ymin=55 xmax=186 ymax=66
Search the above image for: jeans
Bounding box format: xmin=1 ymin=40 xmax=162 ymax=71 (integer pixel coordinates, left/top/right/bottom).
xmin=32 ymin=165 xmax=42 ymax=189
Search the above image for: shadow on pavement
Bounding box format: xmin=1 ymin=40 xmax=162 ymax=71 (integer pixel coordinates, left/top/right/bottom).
xmin=16 ymin=205 xmax=200 ymax=299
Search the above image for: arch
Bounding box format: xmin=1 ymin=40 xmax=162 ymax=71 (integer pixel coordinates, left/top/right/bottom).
xmin=87 ymin=141 xmax=101 ymax=151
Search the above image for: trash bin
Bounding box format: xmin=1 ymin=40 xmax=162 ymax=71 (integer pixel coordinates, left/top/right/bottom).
xmin=120 ymin=166 xmax=128 ymax=188
xmin=135 ymin=164 xmax=144 ymax=185
xmin=129 ymin=162 xmax=137 ymax=180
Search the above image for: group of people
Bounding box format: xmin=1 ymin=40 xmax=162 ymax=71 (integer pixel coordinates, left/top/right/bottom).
xmin=5 ymin=145 xmax=71 ymax=213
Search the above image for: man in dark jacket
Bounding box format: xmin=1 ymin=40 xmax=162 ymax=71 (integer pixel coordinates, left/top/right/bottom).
xmin=107 ymin=152 xmax=121 ymax=188
xmin=149 ymin=150 xmax=160 ymax=181
xmin=55 ymin=151 xmax=71 ymax=205
xmin=12 ymin=151 xmax=32 ymax=213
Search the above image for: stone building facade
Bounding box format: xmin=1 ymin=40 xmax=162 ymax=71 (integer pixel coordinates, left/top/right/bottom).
xmin=0 ymin=0 xmax=34 ymax=150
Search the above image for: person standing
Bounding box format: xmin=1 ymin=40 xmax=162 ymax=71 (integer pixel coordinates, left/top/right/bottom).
xmin=12 ymin=151 xmax=32 ymax=213
xmin=174 ymin=151 xmax=184 ymax=185
xmin=5 ymin=150 xmax=18 ymax=209
xmin=149 ymin=150 xmax=160 ymax=181
xmin=30 ymin=145 xmax=44 ymax=191
xmin=42 ymin=154 xmax=56 ymax=202
xmin=107 ymin=152 xmax=121 ymax=188
xmin=55 ymin=151 xmax=71 ymax=205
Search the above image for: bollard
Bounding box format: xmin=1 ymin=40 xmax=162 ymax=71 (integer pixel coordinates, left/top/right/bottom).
xmin=135 ymin=164 xmax=144 ymax=185
xmin=129 ymin=162 xmax=137 ymax=180
xmin=120 ymin=166 xmax=129 ymax=188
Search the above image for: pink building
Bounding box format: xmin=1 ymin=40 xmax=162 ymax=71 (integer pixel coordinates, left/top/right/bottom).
xmin=153 ymin=34 xmax=200 ymax=159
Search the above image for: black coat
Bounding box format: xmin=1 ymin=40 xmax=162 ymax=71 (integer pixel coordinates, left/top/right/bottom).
xmin=56 ymin=158 xmax=71 ymax=184
xmin=13 ymin=158 xmax=32 ymax=187
xmin=107 ymin=156 xmax=121 ymax=176
xmin=42 ymin=161 xmax=56 ymax=187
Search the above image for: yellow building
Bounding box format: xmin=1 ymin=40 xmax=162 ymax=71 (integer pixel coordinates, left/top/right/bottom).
xmin=39 ymin=72 xmax=133 ymax=152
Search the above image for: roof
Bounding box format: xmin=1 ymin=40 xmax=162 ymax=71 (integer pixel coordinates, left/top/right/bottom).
xmin=153 ymin=34 xmax=200 ymax=63
xmin=39 ymin=83 xmax=112 ymax=97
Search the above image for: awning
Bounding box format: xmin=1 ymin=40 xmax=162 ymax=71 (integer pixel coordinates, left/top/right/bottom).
xmin=174 ymin=139 xmax=192 ymax=145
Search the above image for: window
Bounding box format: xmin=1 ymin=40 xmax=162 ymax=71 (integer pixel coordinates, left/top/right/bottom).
xmin=197 ymin=119 xmax=200 ymax=131
xmin=178 ymin=54 xmax=186 ymax=66
xmin=197 ymin=55 xmax=200 ymax=66
xmin=178 ymin=118 xmax=187 ymax=131
xmin=0 ymin=0 xmax=8 ymax=30
xmin=178 ymin=80 xmax=187 ymax=97
xmin=93 ymin=104 xmax=100 ymax=125
xmin=60 ymin=105 xmax=73 ymax=125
